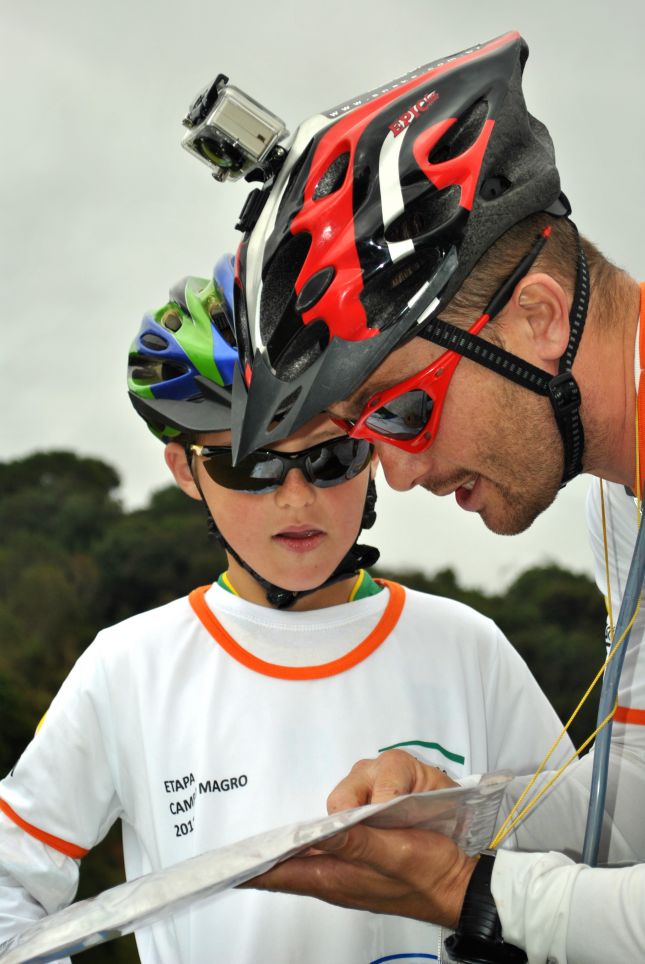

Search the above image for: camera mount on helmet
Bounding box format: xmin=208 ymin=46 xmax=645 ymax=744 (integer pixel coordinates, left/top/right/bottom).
xmin=182 ymin=73 xmax=289 ymax=183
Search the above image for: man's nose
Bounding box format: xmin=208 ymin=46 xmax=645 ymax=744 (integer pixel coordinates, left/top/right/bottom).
xmin=374 ymin=441 xmax=424 ymax=491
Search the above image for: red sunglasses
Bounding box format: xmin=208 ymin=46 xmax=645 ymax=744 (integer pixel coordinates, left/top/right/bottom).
xmin=332 ymin=228 xmax=551 ymax=453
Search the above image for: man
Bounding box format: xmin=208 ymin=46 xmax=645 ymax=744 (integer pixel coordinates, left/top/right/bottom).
xmin=221 ymin=30 xmax=645 ymax=964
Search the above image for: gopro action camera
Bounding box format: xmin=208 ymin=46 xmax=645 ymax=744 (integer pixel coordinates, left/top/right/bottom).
xmin=182 ymin=74 xmax=288 ymax=183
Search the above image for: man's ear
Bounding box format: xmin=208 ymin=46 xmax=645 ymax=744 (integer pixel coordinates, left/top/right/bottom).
xmin=499 ymin=272 xmax=570 ymax=371
xmin=369 ymin=448 xmax=380 ymax=479
xmin=164 ymin=442 xmax=202 ymax=502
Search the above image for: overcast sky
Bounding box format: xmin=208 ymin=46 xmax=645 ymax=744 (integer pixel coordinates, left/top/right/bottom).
xmin=3 ymin=0 xmax=643 ymax=592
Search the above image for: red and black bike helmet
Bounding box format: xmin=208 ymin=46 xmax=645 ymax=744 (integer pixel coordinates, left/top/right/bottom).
xmin=231 ymin=31 xmax=570 ymax=462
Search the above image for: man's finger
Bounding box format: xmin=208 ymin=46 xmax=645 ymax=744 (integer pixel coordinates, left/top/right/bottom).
xmin=327 ymin=751 xmax=422 ymax=813
xmin=326 ymin=758 xmax=378 ymax=812
xmin=368 ymin=752 xmax=428 ymax=803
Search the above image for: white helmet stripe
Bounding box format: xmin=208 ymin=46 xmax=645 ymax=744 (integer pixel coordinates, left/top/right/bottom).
xmin=378 ymin=127 xmax=415 ymax=265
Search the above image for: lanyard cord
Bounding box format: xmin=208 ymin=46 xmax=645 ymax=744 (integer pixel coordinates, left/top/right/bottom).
xmin=582 ymin=406 xmax=644 ymax=864
xmin=492 ymin=411 xmax=644 ymax=855
xmin=490 ymin=603 xmax=638 ymax=848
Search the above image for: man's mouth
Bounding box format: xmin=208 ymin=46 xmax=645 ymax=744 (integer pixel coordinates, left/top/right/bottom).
xmin=420 ymin=473 xmax=482 ymax=511
xmin=454 ymin=475 xmax=481 ymax=511
xmin=422 ymin=474 xmax=478 ymax=497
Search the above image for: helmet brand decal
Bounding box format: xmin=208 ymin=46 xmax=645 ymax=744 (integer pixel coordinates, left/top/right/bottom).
xmin=323 ymin=41 xmax=486 ymax=119
xmin=389 ymin=91 xmax=439 ymax=137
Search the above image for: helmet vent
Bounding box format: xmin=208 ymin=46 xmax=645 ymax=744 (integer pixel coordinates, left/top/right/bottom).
xmin=479 ymin=175 xmax=512 ymax=201
xmin=313 ymin=152 xmax=350 ymax=200
xmin=384 ymin=185 xmax=461 ymax=244
xmin=161 ymin=309 xmax=182 ymax=332
xmin=428 ymin=99 xmax=488 ymax=165
xmin=128 ymin=355 xmax=188 ymax=386
xmin=208 ymin=299 xmax=236 ymax=347
xmin=261 ymin=231 xmax=312 ymax=366
xmin=360 ymin=249 xmax=443 ymax=330
xmin=274 ymin=387 xmax=303 ymax=421
xmin=141 ymin=332 xmax=169 ymax=351
xmin=273 ymin=318 xmax=330 ymax=381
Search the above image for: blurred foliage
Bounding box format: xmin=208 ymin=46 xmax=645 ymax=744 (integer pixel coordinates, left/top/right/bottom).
xmin=0 ymin=451 xmax=226 ymax=963
xmin=0 ymin=452 xmax=606 ymax=962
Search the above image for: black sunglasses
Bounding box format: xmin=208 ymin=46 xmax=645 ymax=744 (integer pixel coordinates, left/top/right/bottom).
xmin=188 ymin=436 xmax=372 ymax=494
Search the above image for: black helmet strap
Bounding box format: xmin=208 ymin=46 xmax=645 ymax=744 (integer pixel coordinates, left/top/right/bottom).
xmin=421 ymin=224 xmax=589 ymax=486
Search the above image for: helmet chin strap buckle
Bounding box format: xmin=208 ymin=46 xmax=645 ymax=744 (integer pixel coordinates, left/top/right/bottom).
xmin=547 ymin=371 xmax=585 ymax=486
xmin=547 ymin=370 xmax=581 ymax=414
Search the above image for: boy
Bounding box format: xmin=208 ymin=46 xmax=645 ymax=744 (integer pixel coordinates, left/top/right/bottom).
xmin=0 ymin=258 xmax=571 ymax=963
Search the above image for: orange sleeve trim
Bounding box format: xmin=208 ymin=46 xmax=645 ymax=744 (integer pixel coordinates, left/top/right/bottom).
xmin=614 ymin=705 xmax=645 ymax=726
xmin=0 ymin=798 xmax=88 ymax=859
xmin=189 ymin=579 xmax=405 ymax=680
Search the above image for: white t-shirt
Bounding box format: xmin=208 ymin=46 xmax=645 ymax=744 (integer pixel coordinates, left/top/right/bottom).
xmin=493 ymin=478 xmax=645 ymax=962
xmin=0 ymin=580 xmax=569 ymax=963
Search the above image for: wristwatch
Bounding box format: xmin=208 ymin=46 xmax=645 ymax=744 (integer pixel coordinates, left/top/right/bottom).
xmin=443 ymin=851 xmax=527 ymax=964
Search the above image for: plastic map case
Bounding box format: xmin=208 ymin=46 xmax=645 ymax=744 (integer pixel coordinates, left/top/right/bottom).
xmin=0 ymin=772 xmax=510 ymax=964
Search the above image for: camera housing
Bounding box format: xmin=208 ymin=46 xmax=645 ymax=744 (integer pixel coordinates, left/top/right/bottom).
xmin=182 ymin=75 xmax=288 ymax=182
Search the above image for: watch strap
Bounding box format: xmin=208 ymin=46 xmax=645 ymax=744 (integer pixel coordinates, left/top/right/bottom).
xmin=444 ymin=852 xmax=527 ymax=964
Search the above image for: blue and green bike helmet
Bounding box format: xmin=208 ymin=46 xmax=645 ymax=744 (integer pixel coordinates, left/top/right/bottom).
xmin=128 ymin=254 xmax=238 ymax=441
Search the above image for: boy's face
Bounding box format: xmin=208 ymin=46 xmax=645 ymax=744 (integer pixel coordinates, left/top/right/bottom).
xmin=166 ymin=416 xmax=375 ymax=607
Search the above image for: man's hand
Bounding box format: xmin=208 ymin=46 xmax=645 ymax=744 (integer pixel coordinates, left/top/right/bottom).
xmin=248 ymin=823 xmax=476 ymax=928
xmin=327 ymin=748 xmax=458 ymax=810
xmin=246 ymin=751 xmax=472 ymax=928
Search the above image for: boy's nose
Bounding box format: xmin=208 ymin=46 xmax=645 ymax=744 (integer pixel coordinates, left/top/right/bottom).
xmin=274 ymin=467 xmax=316 ymax=507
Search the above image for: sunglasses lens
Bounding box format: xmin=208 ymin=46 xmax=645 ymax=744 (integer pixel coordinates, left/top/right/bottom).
xmin=200 ymin=451 xmax=283 ymax=492
xmin=307 ymin=438 xmax=372 ymax=487
xmin=364 ymin=389 xmax=432 ymax=440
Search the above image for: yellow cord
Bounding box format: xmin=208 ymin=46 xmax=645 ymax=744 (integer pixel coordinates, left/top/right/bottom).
xmin=491 ymin=404 xmax=643 ymax=849
xmin=491 ymin=700 xmax=618 ymax=844
xmin=348 ymin=570 xmax=365 ymax=601
xmin=490 ymin=603 xmax=639 ymax=848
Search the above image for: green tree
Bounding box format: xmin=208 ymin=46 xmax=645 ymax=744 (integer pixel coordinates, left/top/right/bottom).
xmin=92 ymin=485 xmax=225 ymax=624
xmin=0 ymin=451 xmax=121 ymax=552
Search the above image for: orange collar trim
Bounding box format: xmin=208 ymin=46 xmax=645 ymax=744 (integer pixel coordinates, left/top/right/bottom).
xmin=188 ymin=580 xmax=405 ymax=680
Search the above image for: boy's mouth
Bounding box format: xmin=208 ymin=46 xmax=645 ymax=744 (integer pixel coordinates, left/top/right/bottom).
xmin=273 ymin=526 xmax=325 ymax=552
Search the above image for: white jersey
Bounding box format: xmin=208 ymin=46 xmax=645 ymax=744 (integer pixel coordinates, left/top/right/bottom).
xmin=493 ymin=477 xmax=645 ymax=962
xmin=0 ymin=579 xmax=569 ymax=963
